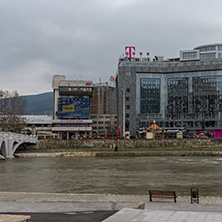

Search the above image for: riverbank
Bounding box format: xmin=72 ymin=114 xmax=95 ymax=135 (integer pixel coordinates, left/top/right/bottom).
xmin=36 ymin=138 xmax=222 ymax=150
xmin=13 ymin=138 xmax=222 ymax=157
xmin=14 ymin=150 xmax=222 ymax=158
xmin=0 ymin=192 xmax=222 ymax=206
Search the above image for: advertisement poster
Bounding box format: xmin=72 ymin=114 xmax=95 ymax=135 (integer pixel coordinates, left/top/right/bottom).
xmin=58 ymin=97 xmax=91 ymax=119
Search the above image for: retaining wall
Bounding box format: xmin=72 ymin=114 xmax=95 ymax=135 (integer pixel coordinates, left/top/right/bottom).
xmin=37 ymin=138 xmax=222 ymax=149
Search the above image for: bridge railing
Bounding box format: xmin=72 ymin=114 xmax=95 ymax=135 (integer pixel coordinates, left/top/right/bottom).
xmin=0 ymin=132 xmax=38 ymax=143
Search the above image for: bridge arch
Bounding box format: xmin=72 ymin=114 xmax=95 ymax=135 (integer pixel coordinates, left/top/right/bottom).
xmin=0 ymin=140 xmax=6 ymax=158
xmin=0 ymin=132 xmax=37 ymax=159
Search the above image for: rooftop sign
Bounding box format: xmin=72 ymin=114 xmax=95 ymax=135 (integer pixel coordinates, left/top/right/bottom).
xmin=125 ymin=46 xmax=150 ymax=59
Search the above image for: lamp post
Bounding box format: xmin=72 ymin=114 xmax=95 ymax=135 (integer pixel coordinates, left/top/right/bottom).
xmin=122 ymin=89 xmax=125 ymax=138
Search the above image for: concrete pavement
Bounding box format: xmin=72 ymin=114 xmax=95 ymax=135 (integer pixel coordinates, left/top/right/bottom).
xmin=1 ymin=192 xmax=222 ymax=222
xmin=103 ymin=199 xmax=222 ymax=222
xmin=103 ymin=208 xmax=222 ymax=222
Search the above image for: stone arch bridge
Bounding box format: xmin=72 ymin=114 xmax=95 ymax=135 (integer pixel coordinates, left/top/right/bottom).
xmin=0 ymin=132 xmax=37 ymax=159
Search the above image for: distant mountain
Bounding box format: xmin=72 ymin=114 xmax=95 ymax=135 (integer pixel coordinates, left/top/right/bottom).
xmin=23 ymin=92 xmax=53 ymax=115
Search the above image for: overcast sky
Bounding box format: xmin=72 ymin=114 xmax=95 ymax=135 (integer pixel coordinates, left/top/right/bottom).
xmin=1 ymin=0 xmax=222 ymax=95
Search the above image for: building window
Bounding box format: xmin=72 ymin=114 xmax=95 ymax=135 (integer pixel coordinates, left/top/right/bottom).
xmin=126 ymin=63 xmax=131 ymax=67
xmin=126 ymin=71 xmax=131 ymax=76
xmin=201 ymin=61 xmax=205 ymax=65
xmin=167 ymin=77 xmax=188 ymax=114
xmin=126 ymin=105 xmax=130 ymax=109
xmin=98 ymin=121 xmax=103 ymax=124
xmin=140 ymin=78 xmax=161 ymax=113
xmin=126 ymin=97 xmax=130 ymax=101
xmin=126 ymin=79 xmax=130 ymax=85
xmin=200 ymin=53 xmax=216 ymax=60
xmin=199 ymin=46 xmax=216 ymax=52
xmin=182 ymin=52 xmax=198 ymax=60
xmin=126 ymin=88 xmax=130 ymax=93
xmin=136 ymin=63 xmax=140 ymax=67
xmin=126 ymin=114 xmax=130 ymax=118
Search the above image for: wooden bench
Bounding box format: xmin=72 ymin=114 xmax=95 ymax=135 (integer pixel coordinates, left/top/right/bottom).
xmin=149 ymin=190 xmax=176 ymax=203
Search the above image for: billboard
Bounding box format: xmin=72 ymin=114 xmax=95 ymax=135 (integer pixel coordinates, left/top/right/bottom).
xmin=58 ymin=97 xmax=91 ymax=119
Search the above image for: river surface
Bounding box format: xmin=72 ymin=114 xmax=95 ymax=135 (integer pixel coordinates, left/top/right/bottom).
xmin=0 ymin=156 xmax=221 ymax=196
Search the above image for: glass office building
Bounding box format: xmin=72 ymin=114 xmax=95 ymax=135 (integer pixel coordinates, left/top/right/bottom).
xmin=116 ymin=44 xmax=222 ymax=138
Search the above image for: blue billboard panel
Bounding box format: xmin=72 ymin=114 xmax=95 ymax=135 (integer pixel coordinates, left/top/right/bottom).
xmin=58 ymin=97 xmax=91 ymax=119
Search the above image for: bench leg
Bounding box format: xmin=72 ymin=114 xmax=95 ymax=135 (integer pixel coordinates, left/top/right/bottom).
xmin=149 ymin=196 xmax=152 ymax=202
xmin=174 ymin=197 xmax=176 ymax=203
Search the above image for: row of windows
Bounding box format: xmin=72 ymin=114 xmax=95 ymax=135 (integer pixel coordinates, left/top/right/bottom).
xmin=91 ymin=116 xmax=111 ymax=119
xmin=200 ymin=53 xmax=216 ymax=60
xmin=93 ymin=121 xmax=110 ymax=124
xmin=60 ymin=87 xmax=92 ymax=92
xmin=199 ymin=46 xmax=216 ymax=52
xmin=182 ymin=52 xmax=198 ymax=60
xmin=92 ymin=127 xmax=109 ymax=130
xmin=53 ymin=124 xmax=91 ymax=127
xmin=59 ymin=95 xmax=90 ymax=99
xmin=123 ymin=60 xmax=222 ymax=68
xmin=137 ymin=74 xmax=222 ymax=115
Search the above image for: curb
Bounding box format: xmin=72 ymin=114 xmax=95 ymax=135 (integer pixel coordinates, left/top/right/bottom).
xmin=126 ymin=201 xmax=145 ymax=210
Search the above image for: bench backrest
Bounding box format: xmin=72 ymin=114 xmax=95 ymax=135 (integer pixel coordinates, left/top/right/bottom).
xmin=149 ymin=190 xmax=176 ymax=196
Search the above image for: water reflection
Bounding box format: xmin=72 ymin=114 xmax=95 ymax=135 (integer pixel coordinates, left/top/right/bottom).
xmin=0 ymin=156 xmax=221 ymax=196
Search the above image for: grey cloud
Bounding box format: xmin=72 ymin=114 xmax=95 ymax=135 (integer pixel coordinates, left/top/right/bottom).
xmin=1 ymin=0 xmax=222 ymax=94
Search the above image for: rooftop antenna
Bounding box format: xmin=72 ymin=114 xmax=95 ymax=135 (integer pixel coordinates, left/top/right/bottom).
xmin=99 ymin=77 xmax=101 ymax=85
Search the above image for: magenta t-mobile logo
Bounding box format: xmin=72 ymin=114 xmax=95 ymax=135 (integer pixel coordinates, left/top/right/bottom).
xmin=125 ymin=46 xmax=135 ymax=59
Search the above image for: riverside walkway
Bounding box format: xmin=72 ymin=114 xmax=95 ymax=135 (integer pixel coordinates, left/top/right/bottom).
xmin=0 ymin=132 xmax=37 ymax=159
xmin=1 ymin=192 xmax=222 ymax=221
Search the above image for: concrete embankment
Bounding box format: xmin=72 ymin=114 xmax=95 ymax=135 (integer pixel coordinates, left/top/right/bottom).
xmin=37 ymin=138 xmax=222 ymax=149
xmin=14 ymin=150 xmax=222 ymax=158
xmin=13 ymin=138 xmax=222 ymax=158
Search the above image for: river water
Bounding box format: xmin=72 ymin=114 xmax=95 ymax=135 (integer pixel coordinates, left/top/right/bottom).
xmin=0 ymin=156 xmax=221 ymax=196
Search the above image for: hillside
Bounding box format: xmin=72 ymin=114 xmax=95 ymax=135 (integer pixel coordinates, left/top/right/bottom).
xmin=23 ymin=92 xmax=53 ymax=115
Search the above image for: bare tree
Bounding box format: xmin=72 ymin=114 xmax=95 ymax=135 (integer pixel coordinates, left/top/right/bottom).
xmin=0 ymin=90 xmax=27 ymax=133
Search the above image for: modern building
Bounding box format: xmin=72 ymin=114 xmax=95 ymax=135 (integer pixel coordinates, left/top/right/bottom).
xmin=21 ymin=115 xmax=56 ymax=139
xmin=91 ymin=80 xmax=116 ymax=115
xmin=91 ymin=114 xmax=117 ymax=138
xmin=116 ymin=44 xmax=222 ymax=138
xmin=52 ymin=75 xmax=93 ymax=139
xmin=91 ymin=79 xmax=117 ymax=137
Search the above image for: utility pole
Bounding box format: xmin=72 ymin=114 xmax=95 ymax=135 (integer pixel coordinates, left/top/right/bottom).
xmin=122 ymin=90 xmax=125 ymax=138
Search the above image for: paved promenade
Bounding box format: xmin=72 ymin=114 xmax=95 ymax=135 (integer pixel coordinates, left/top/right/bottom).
xmin=1 ymin=192 xmax=222 ymax=221
xmin=103 ymin=208 xmax=222 ymax=222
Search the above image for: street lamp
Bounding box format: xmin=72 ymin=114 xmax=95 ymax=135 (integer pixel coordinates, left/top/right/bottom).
xmin=122 ymin=89 xmax=125 ymax=138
